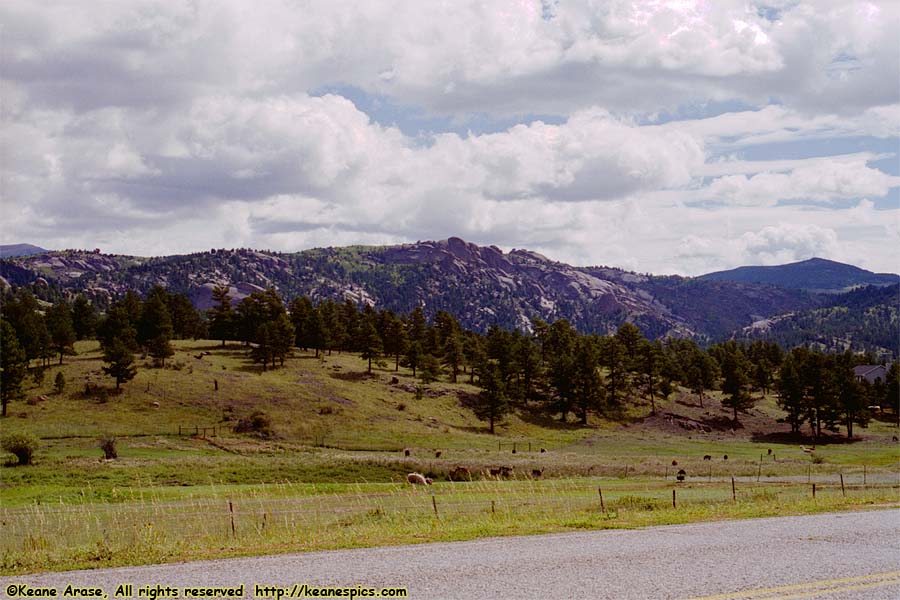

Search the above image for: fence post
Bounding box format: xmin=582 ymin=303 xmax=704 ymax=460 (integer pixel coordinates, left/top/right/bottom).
xmin=672 ymin=489 xmax=676 ymax=509
xmin=598 ymin=487 xmax=605 ymax=513
xmin=731 ymin=477 xmax=736 ymax=501
xmin=840 ymin=474 xmax=845 ymax=497
xmin=432 ymin=494 xmax=438 ymax=518
xmin=624 ymin=465 xmax=629 ymax=479
xmin=665 ymin=465 xmax=668 ymax=480
xmin=708 ymin=465 xmax=712 ymax=482
xmin=863 ymin=465 xmax=867 ymax=487
xmin=812 ymin=483 xmax=816 ymax=499
xmin=757 ymin=460 xmax=762 ymax=482
xmin=229 ymin=501 xmax=236 ymax=539
xmin=491 ymin=500 xmax=495 ymax=514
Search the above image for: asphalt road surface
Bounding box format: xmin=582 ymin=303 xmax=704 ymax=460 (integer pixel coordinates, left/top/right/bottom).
xmin=4 ymin=510 xmax=899 ymax=600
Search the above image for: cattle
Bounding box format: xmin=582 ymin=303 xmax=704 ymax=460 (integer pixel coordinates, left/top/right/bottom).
xmin=703 ymin=455 xmax=712 ymax=461
xmin=531 ymin=468 xmax=544 ymax=478
xmin=407 ymin=473 xmax=431 ymax=485
xmin=449 ymin=466 xmax=471 ymax=481
xmin=488 ymin=466 xmax=512 ymax=478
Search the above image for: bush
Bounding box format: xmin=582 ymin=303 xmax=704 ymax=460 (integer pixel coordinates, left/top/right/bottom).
xmin=2 ymin=433 xmax=39 ymax=465
xmin=234 ymin=411 xmax=273 ymax=438
xmin=54 ymin=372 xmax=66 ymax=394
xmin=98 ymin=436 xmax=118 ymax=460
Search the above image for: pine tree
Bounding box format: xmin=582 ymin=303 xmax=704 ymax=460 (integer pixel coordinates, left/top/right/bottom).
xmin=139 ymin=288 xmax=174 ymax=366
xmin=776 ymin=352 xmax=806 ymax=434
xmin=720 ymin=347 xmax=753 ymax=424
xmin=1 ymin=320 xmax=28 ymax=417
xmin=418 ymin=353 xmax=442 ymax=384
xmin=207 ymin=286 xmax=235 ymax=347
xmin=473 ymin=363 xmax=509 ymax=434
xmin=46 ymin=301 xmax=76 ymax=365
xmin=102 ymin=338 xmax=137 ymax=390
xmin=71 ymin=295 xmax=97 ymax=340
xmin=358 ymin=320 xmax=382 ymax=374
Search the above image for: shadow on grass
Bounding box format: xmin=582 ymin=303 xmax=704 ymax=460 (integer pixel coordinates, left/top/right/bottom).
xmin=750 ymin=431 xmax=863 ymax=445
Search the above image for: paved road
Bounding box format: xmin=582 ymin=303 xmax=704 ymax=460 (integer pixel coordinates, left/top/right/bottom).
xmin=4 ymin=510 xmax=899 ymax=600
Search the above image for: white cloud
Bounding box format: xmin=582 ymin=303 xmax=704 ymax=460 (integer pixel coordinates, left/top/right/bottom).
xmin=1 ymin=0 xmax=898 ymax=278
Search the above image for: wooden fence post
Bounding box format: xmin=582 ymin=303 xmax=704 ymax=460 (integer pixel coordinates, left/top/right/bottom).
xmin=672 ymin=489 xmax=676 ymax=509
xmin=229 ymin=501 xmax=236 ymax=539
xmin=432 ymin=494 xmax=438 ymax=518
xmin=812 ymin=483 xmax=816 ymax=499
xmin=598 ymin=487 xmax=605 ymax=513
xmin=731 ymin=477 xmax=736 ymax=501
xmin=840 ymin=474 xmax=845 ymax=497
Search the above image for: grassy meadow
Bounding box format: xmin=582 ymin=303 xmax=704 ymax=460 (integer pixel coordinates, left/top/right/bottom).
xmin=1 ymin=340 xmax=898 ymax=574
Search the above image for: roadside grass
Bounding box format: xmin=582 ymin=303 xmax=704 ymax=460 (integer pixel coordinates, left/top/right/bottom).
xmin=2 ymin=339 xmax=898 ymax=574
xmin=2 ymin=477 xmax=897 ymax=575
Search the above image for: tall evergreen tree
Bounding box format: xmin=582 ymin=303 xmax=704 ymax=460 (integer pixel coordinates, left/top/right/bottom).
xmin=473 ymin=363 xmax=509 ymax=434
xmin=207 ymin=286 xmax=235 ymax=347
xmin=572 ymin=337 xmax=603 ymax=424
xmin=358 ymin=319 xmax=382 ymax=374
xmin=71 ymin=295 xmax=97 ymax=340
xmin=46 ymin=301 xmax=76 ymax=365
xmin=1 ymin=320 xmax=28 ymax=417
xmin=720 ymin=346 xmax=753 ymax=424
xmin=776 ymin=352 xmax=806 ymax=434
xmin=102 ymin=338 xmax=137 ymax=390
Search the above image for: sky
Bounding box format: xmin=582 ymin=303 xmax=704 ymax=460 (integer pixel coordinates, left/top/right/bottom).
xmin=1 ymin=0 xmax=898 ymax=276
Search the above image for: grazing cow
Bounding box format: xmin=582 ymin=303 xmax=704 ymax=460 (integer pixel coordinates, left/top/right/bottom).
xmin=407 ymin=472 xmax=431 ymax=485
xmin=435 ymin=450 xmax=442 ymax=458
xmin=449 ymin=466 xmax=471 ymax=481
xmin=671 ymin=460 xmax=678 ymax=466
xmin=893 ymin=436 xmax=899 ymax=442
xmin=723 ymin=454 xmax=728 ymax=460
xmin=404 ymin=449 xmax=410 ymax=457
xmin=767 ymin=448 xmax=772 ymax=455
xmin=531 ymin=468 xmax=544 ymax=478
xmin=676 ymin=469 xmax=687 ymax=482
xmin=703 ymin=455 xmax=712 ymax=461
xmin=540 ymin=448 xmax=546 ymax=453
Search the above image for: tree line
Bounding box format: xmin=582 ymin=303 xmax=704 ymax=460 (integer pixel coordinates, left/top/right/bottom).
xmin=2 ymin=285 xmax=898 ymax=438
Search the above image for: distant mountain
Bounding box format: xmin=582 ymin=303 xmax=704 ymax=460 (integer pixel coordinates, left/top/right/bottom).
xmin=736 ymin=283 xmax=900 ymax=357
xmin=698 ymin=257 xmax=899 ymax=292
xmin=0 ymin=243 xmax=49 ymax=258
xmin=0 ymin=238 xmax=818 ymax=342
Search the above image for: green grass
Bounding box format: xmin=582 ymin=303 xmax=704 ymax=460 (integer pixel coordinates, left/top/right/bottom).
xmin=2 ymin=477 xmax=896 ymax=574
xmin=2 ymin=339 xmax=898 ymax=574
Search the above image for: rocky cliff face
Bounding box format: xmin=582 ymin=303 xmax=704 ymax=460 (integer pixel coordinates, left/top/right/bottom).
xmin=1 ymin=237 xmax=820 ymax=340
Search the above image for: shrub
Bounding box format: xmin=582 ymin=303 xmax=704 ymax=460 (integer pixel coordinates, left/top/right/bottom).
xmin=2 ymin=433 xmax=39 ymax=465
xmin=234 ymin=411 xmax=273 ymax=438
xmin=32 ymin=368 xmax=45 ymax=386
xmin=99 ymin=436 xmax=118 ymax=460
xmin=54 ymin=372 xmax=66 ymax=394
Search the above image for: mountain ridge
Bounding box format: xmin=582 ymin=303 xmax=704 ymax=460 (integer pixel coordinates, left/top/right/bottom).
xmin=2 ymin=238 xmax=895 ymax=355
xmin=698 ymin=257 xmax=899 ymax=292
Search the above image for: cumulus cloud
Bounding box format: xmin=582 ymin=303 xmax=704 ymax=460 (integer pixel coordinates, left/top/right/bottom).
xmin=1 ymin=0 xmax=898 ymax=277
